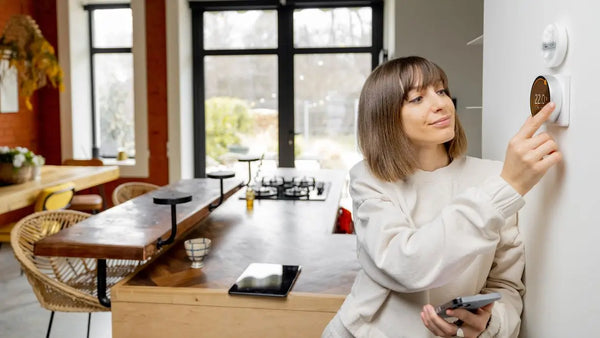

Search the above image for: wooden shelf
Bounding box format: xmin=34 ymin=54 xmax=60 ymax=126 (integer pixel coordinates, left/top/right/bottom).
xmin=467 ymin=34 xmax=483 ymax=46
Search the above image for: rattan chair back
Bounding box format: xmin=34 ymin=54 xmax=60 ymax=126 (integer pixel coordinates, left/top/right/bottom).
xmin=10 ymin=210 xmax=142 ymax=313
xmin=112 ymin=182 xmax=160 ymax=205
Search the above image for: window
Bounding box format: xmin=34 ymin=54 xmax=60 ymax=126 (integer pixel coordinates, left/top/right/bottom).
xmin=58 ymin=0 xmax=148 ymax=177
xmin=191 ymin=0 xmax=383 ymax=178
xmin=84 ymin=4 xmax=134 ymax=159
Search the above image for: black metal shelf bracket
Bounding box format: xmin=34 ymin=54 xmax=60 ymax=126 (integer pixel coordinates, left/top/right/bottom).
xmin=238 ymin=155 xmax=260 ymax=186
xmin=154 ymin=192 xmax=193 ymax=249
xmin=207 ymin=171 xmax=235 ymax=211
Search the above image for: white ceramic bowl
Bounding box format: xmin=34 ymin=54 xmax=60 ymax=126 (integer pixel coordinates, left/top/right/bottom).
xmin=184 ymin=238 xmax=211 ymax=269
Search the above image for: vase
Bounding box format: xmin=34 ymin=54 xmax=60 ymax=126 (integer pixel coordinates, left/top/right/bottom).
xmin=0 ymin=163 xmax=33 ymax=185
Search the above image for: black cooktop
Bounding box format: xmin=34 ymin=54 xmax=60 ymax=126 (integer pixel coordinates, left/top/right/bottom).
xmin=240 ymin=176 xmax=331 ymax=201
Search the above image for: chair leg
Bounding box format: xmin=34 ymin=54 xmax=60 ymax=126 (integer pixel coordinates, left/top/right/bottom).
xmin=86 ymin=313 xmax=91 ymax=338
xmin=46 ymin=311 xmax=55 ymax=338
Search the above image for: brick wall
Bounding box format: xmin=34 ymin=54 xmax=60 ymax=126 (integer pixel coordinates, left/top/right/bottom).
xmin=1 ymin=0 xmax=170 ymax=223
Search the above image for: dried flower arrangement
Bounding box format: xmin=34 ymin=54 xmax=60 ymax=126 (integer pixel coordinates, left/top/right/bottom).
xmin=0 ymin=15 xmax=64 ymax=110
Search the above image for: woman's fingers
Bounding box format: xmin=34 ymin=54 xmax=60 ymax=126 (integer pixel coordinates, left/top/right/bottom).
xmin=515 ymin=102 xmax=555 ymax=140
xmin=501 ymin=102 xmax=562 ymax=196
xmin=448 ymin=303 xmax=494 ymax=334
xmin=528 ymin=132 xmax=552 ymax=149
xmin=537 ymin=150 xmax=563 ymax=171
xmin=421 ymin=305 xmax=458 ymax=337
xmin=534 ymin=139 xmax=559 ymax=161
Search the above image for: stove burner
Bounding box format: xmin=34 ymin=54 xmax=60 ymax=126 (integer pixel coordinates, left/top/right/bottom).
xmin=254 ymin=186 xmax=278 ymax=198
xmin=284 ymin=186 xmax=310 ymax=198
xmin=293 ymin=176 xmax=316 ymax=188
xmin=261 ymin=176 xmax=286 ymax=187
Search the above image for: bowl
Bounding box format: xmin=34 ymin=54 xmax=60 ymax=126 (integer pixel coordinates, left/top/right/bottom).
xmin=184 ymin=238 xmax=211 ymax=269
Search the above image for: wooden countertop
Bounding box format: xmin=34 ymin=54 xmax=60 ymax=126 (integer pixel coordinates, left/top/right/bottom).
xmin=123 ymin=169 xmax=360 ymax=296
xmin=0 ymin=165 xmax=119 ymax=214
xmin=34 ymin=178 xmax=243 ymax=261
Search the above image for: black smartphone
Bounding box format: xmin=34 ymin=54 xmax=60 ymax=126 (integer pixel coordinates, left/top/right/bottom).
xmin=228 ymin=263 xmax=302 ymax=297
xmin=435 ymin=292 xmax=501 ymax=318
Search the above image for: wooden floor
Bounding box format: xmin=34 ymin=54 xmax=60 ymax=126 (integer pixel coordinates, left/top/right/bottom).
xmin=0 ymin=243 xmax=112 ymax=338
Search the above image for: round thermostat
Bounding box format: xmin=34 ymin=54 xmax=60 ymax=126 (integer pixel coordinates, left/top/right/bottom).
xmin=541 ymin=24 xmax=568 ymax=68
xmin=530 ymin=75 xmax=561 ymax=122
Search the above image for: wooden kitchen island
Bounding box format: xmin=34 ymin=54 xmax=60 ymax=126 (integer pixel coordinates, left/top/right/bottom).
xmin=111 ymin=169 xmax=360 ymax=338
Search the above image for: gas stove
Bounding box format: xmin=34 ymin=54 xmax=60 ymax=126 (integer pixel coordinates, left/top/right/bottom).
xmin=240 ymin=175 xmax=331 ymax=201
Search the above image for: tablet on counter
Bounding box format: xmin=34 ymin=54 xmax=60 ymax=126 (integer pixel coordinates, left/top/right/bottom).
xmin=228 ymin=263 xmax=302 ymax=297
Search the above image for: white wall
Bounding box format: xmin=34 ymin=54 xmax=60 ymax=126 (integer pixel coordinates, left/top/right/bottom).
xmin=483 ymin=1 xmax=600 ymax=336
xmin=392 ymin=0 xmax=483 ymax=157
xmin=166 ymin=0 xmax=194 ymax=182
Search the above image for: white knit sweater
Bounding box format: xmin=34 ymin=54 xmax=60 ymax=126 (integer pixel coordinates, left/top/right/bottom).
xmin=338 ymin=156 xmax=526 ymax=338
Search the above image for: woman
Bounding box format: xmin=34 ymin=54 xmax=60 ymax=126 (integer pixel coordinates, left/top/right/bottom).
xmin=323 ymin=56 xmax=561 ymax=338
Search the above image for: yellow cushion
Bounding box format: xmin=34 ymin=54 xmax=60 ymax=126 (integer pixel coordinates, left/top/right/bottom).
xmin=0 ymin=222 xmax=15 ymax=242
xmin=35 ymin=182 xmax=76 ymax=212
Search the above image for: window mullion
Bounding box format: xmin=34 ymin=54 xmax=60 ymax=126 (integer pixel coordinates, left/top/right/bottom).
xmin=278 ymin=4 xmax=295 ymax=167
xmin=88 ymin=9 xmax=100 ymax=158
xmin=192 ymin=9 xmax=206 ymax=178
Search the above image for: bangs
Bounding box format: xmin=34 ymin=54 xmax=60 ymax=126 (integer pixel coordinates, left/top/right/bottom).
xmin=400 ymin=59 xmax=448 ymax=100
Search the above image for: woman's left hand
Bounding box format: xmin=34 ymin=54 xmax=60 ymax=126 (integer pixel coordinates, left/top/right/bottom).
xmin=420 ymin=303 xmax=493 ymax=337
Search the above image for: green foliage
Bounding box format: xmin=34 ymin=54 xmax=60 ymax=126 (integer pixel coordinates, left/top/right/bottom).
xmin=205 ymin=97 xmax=254 ymax=161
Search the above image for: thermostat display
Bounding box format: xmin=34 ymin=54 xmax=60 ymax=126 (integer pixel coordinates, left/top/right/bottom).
xmin=529 ymin=74 xmax=570 ymax=127
xmin=530 ymin=76 xmax=551 ymax=116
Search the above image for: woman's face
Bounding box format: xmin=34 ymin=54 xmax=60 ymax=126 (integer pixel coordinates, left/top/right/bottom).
xmin=400 ymin=82 xmax=456 ymax=149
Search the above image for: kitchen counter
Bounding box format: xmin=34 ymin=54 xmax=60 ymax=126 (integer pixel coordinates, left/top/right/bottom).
xmin=111 ymin=168 xmax=360 ymax=337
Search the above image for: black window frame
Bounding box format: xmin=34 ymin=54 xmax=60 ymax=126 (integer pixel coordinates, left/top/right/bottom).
xmin=83 ymin=3 xmax=132 ymax=159
xmin=190 ymin=0 xmax=383 ymax=177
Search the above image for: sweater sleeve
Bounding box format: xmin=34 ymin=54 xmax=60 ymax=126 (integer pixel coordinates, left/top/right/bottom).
xmin=351 ymin=170 xmax=525 ymax=293
xmin=478 ymin=215 xmax=525 ymax=338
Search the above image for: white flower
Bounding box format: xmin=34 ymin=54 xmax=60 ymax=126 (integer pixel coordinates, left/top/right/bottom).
xmin=32 ymin=155 xmax=45 ymax=166
xmin=13 ymin=154 xmax=25 ymax=168
xmin=0 ymin=146 xmax=9 ymax=154
xmin=15 ymin=146 xmax=29 ymax=154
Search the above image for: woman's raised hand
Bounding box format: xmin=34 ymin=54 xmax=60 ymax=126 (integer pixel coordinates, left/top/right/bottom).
xmin=501 ymin=102 xmax=563 ymax=196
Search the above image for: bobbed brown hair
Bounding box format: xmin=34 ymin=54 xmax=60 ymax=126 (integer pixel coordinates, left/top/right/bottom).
xmin=357 ymin=56 xmax=467 ymax=182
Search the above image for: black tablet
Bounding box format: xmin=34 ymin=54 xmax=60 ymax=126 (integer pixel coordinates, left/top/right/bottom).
xmin=228 ymin=263 xmax=302 ymax=297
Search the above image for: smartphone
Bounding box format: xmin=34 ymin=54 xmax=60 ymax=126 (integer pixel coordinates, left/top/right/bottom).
xmin=228 ymin=263 xmax=302 ymax=297
xmin=435 ymin=292 xmax=501 ymax=318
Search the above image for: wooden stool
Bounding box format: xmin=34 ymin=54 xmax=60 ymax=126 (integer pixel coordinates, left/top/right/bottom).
xmin=63 ymin=159 xmax=106 ymax=213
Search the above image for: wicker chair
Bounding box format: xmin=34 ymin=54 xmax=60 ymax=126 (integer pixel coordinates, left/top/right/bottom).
xmin=11 ymin=210 xmax=142 ymax=338
xmin=112 ymin=182 xmax=160 ymax=205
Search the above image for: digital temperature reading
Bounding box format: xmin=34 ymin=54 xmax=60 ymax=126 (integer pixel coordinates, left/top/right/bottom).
xmin=530 ymin=76 xmax=551 ymax=116
xmin=528 ymin=74 xmax=569 ymax=126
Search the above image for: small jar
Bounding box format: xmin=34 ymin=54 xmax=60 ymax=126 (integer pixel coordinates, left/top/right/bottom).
xmin=245 ymin=186 xmax=255 ymax=211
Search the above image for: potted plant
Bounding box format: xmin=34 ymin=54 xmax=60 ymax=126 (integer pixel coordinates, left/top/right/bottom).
xmin=0 ymin=146 xmax=44 ymax=185
xmin=0 ymin=15 xmax=63 ymax=110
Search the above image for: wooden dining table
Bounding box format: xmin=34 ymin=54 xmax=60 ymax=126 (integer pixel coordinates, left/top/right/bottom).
xmin=0 ymin=165 xmax=119 ymax=214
